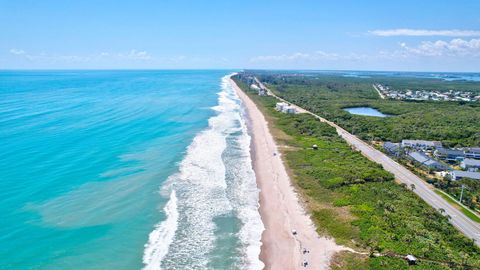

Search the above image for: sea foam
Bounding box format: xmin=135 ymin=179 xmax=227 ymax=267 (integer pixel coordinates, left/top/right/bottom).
xmin=143 ymin=190 xmax=179 ymax=270
xmin=142 ymin=75 xmax=264 ymax=269
xmin=221 ymin=76 xmax=265 ymax=270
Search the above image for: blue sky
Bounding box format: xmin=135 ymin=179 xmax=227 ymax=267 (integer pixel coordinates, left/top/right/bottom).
xmin=1 ymin=0 xmax=480 ymax=71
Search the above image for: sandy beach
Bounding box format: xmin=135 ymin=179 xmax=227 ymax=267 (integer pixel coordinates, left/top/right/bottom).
xmin=229 ymin=77 xmax=350 ymax=270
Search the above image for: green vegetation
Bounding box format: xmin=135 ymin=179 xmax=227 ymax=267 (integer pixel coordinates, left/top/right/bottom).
xmin=233 ymin=76 xmax=480 ymax=269
xmin=247 ymin=71 xmax=480 ymax=213
xmin=388 ymin=155 xmax=480 ymax=212
xmin=433 ymin=177 xmax=480 ymax=212
xmin=252 ymin=72 xmax=480 ymax=147
xmin=331 ymin=251 xmax=368 ymax=270
xmin=434 ymin=190 xmax=480 ymax=223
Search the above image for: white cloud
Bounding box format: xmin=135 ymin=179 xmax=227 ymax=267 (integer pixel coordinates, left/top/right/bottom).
xmin=250 ymin=50 xmax=366 ymax=62
xmin=370 ymin=29 xmax=480 ymax=37
xmin=250 ymin=38 xmax=480 ymax=66
xmin=118 ymin=49 xmax=152 ymax=60
xmin=8 ymin=49 xmax=153 ymax=62
xmin=168 ymin=55 xmax=187 ymax=62
xmin=251 ymin=52 xmax=311 ymax=61
xmin=9 ymin=48 xmax=26 ymax=55
xmin=400 ymin=38 xmax=480 ymax=57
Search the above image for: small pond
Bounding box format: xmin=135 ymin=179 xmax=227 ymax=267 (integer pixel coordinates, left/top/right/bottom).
xmin=343 ymin=107 xmax=389 ymax=117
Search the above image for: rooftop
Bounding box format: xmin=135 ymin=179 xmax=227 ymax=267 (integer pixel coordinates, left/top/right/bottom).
xmin=384 ymin=142 xmax=400 ymax=151
xmin=409 ymin=151 xmax=429 ymax=163
xmin=436 ymin=148 xmax=464 ymax=155
xmin=465 ymin=147 xmax=480 ymax=154
xmin=463 ymin=158 xmax=480 ymax=166
xmin=452 ymin=170 xmax=480 ymax=180
xmin=402 ymin=140 xmax=442 ymax=147
xmin=405 ymin=255 xmax=417 ymax=261
xmin=424 ymin=159 xmax=442 ymax=167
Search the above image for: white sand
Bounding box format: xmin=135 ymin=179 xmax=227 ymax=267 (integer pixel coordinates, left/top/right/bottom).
xmin=230 ymin=77 xmax=351 ymax=270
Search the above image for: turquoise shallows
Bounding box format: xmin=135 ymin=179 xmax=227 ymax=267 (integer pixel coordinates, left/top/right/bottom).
xmin=0 ymin=70 xmax=261 ymax=269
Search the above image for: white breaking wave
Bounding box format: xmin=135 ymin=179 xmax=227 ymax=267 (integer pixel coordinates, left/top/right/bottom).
xmin=221 ymin=76 xmax=265 ymax=270
xmin=143 ymin=190 xmax=179 ymax=270
xmin=142 ymin=74 xmax=264 ymax=270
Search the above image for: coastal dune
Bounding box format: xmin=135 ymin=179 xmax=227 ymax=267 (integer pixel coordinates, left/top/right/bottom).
xmin=229 ymin=77 xmax=350 ymax=269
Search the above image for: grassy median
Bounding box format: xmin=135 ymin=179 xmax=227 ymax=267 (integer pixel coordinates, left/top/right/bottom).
xmin=434 ymin=190 xmax=480 ymax=223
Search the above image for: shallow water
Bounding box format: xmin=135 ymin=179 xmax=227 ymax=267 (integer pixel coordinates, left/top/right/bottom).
xmin=0 ymin=70 xmax=263 ymax=269
xmin=343 ymin=107 xmax=389 ymax=117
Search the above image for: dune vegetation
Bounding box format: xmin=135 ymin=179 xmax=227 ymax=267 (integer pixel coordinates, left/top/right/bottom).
xmin=233 ymin=76 xmax=480 ymax=269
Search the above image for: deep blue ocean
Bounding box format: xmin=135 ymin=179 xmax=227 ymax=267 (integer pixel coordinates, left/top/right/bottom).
xmin=0 ymin=70 xmax=263 ymax=269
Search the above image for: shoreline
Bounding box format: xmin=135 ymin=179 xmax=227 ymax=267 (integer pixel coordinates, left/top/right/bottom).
xmin=229 ymin=77 xmax=350 ymax=269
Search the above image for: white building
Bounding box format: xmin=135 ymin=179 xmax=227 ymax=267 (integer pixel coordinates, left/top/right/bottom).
xmin=258 ymin=88 xmax=267 ymax=96
xmin=461 ymin=159 xmax=480 ymax=171
xmin=250 ymin=84 xmax=260 ymax=90
xmin=275 ymin=102 xmax=285 ymax=111
xmin=275 ymin=102 xmax=296 ymax=114
xmin=449 ymin=170 xmax=480 ymax=181
xmin=464 ymin=148 xmax=480 ymax=159
xmin=401 ymin=140 xmax=442 ymax=150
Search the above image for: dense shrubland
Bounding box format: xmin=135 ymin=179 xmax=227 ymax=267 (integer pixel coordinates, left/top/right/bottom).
xmin=255 ymin=73 xmax=480 ymax=147
xmin=233 ymin=76 xmax=480 ymax=269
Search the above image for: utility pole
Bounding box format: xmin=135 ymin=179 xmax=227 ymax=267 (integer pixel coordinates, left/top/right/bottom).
xmin=459 ymin=184 xmax=465 ymax=203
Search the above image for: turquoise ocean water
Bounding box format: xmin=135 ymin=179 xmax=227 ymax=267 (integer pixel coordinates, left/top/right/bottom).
xmin=0 ymin=70 xmax=263 ymax=269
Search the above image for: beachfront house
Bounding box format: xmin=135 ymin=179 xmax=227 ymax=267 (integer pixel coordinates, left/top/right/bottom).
xmin=408 ymin=151 xmax=445 ymax=171
xmin=450 ymin=170 xmax=480 ymax=181
xmin=250 ymin=84 xmax=267 ymax=96
xmin=275 ymin=102 xmax=296 ymax=114
xmin=401 ymin=140 xmax=442 ymax=150
xmin=275 ymin=102 xmax=284 ymax=111
xmin=434 ymin=148 xmax=465 ymax=162
xmin=461 ymin=159 xmax=480 ymax=171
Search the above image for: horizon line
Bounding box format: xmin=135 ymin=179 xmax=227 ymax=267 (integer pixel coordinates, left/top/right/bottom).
xmin=1 ymin=68 xmax=479 ymax=73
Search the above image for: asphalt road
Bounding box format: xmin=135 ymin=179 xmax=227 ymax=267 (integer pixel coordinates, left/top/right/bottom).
xmin=256 ymin=78 xmax=480 ymax=245
xmin=372 ymin=84 xmax=385 ymax=99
